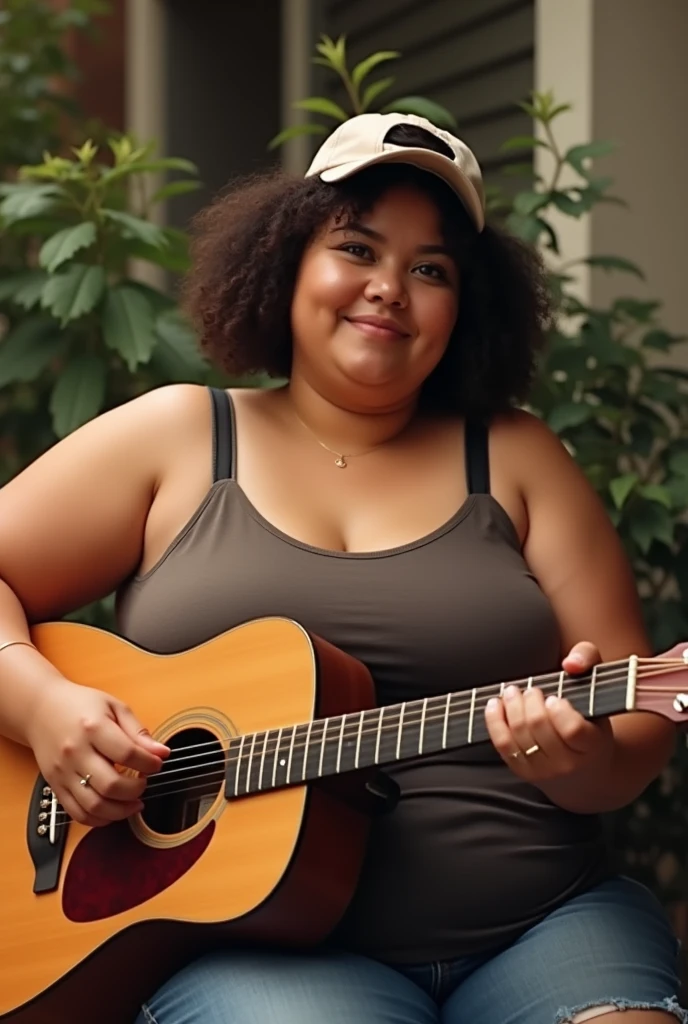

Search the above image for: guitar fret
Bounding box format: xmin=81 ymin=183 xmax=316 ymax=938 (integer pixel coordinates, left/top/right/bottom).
xmin=286 ymin=724 xmax=297 ymax=784
xmin=301 ymin=720 xmax=314 ymax=781
xmin=233 ymin=734 xmax=246 ymax=797
xmin=558 ymin=671 xmax=565 ymax=699
xmin=588 ymin=666 xmax=597 ymax=716
xmin=354 ymin=710 xmax=365 ymax=768
xmin=374 ymin=707 xmax=384 ymax=764
xmin=467 ymin=688 xmax=476 ymax=744
xmin=257 ymin=732 xmax=269 ymax=790
xmin=245 ymin=733 xmax=258 ymax=795
xmin=271 ymin=727 xmax=283 ymax=789
xmin=442 ymin=692 xmax=451 ymax=749
xmin=418 ymin=698 xmax=428 ymax=755
xmin=396 ymin=702 xmax=406 ymax=761
xmin=336 ymin=715 xmax=346 ymax=774
xmin=317 ymin=718 xmax=329 ymax=778
xmin=527 ymin=676 xmax=534 ymax=689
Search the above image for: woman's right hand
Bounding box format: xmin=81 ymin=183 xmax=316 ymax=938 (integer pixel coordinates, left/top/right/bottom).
xmin=26 ymin=680 xmax=170 ymax=827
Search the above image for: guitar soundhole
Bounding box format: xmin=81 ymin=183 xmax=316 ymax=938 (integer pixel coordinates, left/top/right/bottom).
xmin=141 ymin=727 xmax=226 ymax=835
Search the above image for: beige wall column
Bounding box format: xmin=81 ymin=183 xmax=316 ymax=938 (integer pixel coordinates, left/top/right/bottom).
xmin=592 ymin=0 xmax=688 ymax=352
xmin=535 ymin=0 xmax=688 ymax=355
xmin=281 ymin=0 xmax=314 ymax=175
xmin=125 ymin=0 xmax=167 ymax=289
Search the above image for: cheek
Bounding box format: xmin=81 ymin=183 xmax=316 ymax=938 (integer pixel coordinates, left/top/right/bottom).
xmin=294 ymin=253 xmax=362 ymax=316
xmin=414 ymin=289 xmax=459 ymax=349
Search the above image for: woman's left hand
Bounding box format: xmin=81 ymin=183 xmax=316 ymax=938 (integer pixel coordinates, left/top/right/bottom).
xmin=485 ymin=641 xmax=615 ymax=783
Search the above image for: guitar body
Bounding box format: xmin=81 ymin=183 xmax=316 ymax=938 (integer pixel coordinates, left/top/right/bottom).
xmin=0 ymin=618 xmax=375 ymax=1024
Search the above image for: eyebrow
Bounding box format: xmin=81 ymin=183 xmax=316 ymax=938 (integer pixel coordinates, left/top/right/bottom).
xmin=331 ymin=221 xmax=454 ymax=258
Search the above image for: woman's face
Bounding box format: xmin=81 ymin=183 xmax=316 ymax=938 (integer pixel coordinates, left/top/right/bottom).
xmin=290 ymin=183 xmax=460 ymax=411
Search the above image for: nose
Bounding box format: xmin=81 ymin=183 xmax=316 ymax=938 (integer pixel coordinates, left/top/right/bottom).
xmin=363 ymin=263 xmax=408 ymax=308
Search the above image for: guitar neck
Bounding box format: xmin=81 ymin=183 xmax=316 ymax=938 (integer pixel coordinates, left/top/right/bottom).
xmin=226 ymin=658 xmax=636 ymax=799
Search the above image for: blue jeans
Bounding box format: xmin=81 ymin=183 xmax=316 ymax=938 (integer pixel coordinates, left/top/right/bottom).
xmin=137 ymin=877 xmax=686 ymax=1024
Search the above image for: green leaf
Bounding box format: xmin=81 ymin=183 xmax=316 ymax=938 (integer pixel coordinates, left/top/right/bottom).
xmin=102 ymin=286 xmax=158 ymax=371
xmin=642 ymin=329 xmax=685 ymax=351
xmin=351 ymin=51 xmax=400 ymax=89
xmin=150 ymin=180 xmax=202 ymax=204
xmin=268 ymin=122 xmax=328 ymax=150
xmin=500 ymin=135 xmax=548 ymax=152
xmin=669 ymin=452 xmax=688 ymax=478
xmin=638 ymin=484 xmax=673 ymax=509
xmin=613 ymin=298 xmax=661 ymax=322
xmin=362 ymin=77 xmax=395 ymax=111
xmin=0 ymin=271 xmax=44 ymax=306
xmin=547 ymin=402 xmax=593 ymax=432
xmin=293 ymin=97 xmax=349 ymax=122
xmin=41 ymin=263 xmax=105 ymax=325
xmin=381 ymin=96 xmax=457 ymax=129
xmin=126 ymin=227 xmax=191 ymax=273
xmin=101 ymin=210 xmax=168 ymax=248
xmin=102 ymin=156 xmax=199 ymax=184
xmin=49 ymin=354 xmax=107 ymax=438
xmin=565 ymin=141 xmax=615 ymax=176
xmin=0 ymin=316 xmax=65 ymax=387
xmin=13 ymin=270 xmax=49 ymax=309
xmin=610 ymin=473 xmax=640 ymax=510
xmin=513 ymin=191 xmax=550 ymax=216
xmin=580 ymin=256 xmax=645 ymax=279
xmin=38 ymin=222 xmax=97 ymax=273
xmin=154 ymin=309 xmax=210 ymax=382
xmin=629 ymin=501 xmax=674 ymax=554
xmin=0 ymin=185 xmax=61 ymax=224
xmin=552 ymin=191 xmax=591 ymax=217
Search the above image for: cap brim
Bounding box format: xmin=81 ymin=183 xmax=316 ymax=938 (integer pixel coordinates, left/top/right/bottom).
xmin=318 ymin=148 xmax=484 ymax=232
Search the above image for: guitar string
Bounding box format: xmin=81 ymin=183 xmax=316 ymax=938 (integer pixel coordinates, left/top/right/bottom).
xmin=45 ymin=669 xmax=674 ymax=825
xmin=122 ymin=660 xmax=682 ymax=788
xmin=48 ymin=664 xmax=677 ymax=814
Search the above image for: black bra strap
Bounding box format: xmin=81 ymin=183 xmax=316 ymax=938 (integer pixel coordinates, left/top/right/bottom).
xmin=464 ymin=419 xmax=490 ymax=494
xmin=209 ymin=387 xmax=233 ymax=481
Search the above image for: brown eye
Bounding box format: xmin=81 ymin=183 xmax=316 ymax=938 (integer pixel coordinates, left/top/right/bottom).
xmin=339 ymin=243 xmax=372 ymax=260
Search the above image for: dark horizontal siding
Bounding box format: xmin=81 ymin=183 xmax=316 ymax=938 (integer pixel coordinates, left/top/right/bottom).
xmin=317 ymin=0 xmax=535 ymax=187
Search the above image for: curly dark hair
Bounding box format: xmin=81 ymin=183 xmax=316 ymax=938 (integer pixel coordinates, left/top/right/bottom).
xmin=183 ymin=125 xmax=552 ymax=416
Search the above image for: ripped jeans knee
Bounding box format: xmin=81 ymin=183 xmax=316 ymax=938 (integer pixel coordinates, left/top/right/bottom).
xmin=556 ymin=996 xmax=688 ymax=1023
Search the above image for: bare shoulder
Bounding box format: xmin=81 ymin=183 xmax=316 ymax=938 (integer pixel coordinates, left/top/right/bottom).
xmin=0 ymin=384 xmax=213 ymax=621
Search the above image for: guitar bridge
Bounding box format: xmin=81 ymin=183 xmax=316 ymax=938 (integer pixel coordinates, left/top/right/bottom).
xmin=27 ymin=773 xmax=68 ymax=893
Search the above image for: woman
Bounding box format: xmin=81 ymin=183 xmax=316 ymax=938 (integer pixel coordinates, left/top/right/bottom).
xmin=0 ymin=113 xmax=683 ymax=1024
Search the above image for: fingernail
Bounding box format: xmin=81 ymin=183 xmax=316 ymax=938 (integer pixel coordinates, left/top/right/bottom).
xmin=546 ymin=695 xmax=559 ymax=709
xmin=486 ymin=698 xmax=500 ymax=713
xmin=504 ymin=685 xmax=519 ymax=700
xmin=568 ymin=653 xmax=585 ymax=665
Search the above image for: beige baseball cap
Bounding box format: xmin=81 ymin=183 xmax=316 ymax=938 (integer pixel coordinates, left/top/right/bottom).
xmin=305 ymin=112 xmax=485 ymax=232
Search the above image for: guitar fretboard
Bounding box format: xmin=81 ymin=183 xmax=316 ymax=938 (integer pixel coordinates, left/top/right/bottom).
xmin=223 ymin=661 xmax=634 ymax=798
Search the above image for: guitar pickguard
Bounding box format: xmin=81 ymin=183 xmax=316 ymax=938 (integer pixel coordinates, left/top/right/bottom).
xmin=62 ymin=819 xmax=215 ymax=922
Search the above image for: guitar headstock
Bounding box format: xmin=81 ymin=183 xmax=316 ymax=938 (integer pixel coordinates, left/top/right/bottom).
xmin=634 ymin=642 xmax=688 ymax=726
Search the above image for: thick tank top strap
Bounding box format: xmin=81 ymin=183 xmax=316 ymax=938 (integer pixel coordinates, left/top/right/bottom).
xmin=464 ymin=419 xmax=490 ymax=494
xmin=208 ymin=387 xmax=235 ymax=481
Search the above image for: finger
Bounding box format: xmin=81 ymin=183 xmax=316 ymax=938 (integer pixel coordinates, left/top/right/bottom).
xmin=501 ymin=686 xmax=539 ymax=759
xmin=69 ymin=777 xmax=144 ymax=823
xmin=562 ymin=641 xmax=602 ymax=674
xmin=544 ymin=695 xmax=603 ymax=754
xmin=56 ymin=786 xmax=118 ymax=829
xmin=485 ymin=696 xmax=523 ymax=767
xmin=73 ymin=763 xmax=147 ymax=803
xmin=522 ymin=687 xmax=574 ymax=763
xmin=113 ymin=701 xmax=170 ymax=766
xmin=87 ymin=714 xmax=166 ymax=776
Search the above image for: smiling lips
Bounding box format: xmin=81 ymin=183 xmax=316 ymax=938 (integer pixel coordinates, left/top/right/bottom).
xmin=345 ymin=315 xmax=410 ymax=340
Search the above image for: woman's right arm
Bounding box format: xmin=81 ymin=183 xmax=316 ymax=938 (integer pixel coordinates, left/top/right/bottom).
xmin=0 ymin=384 xmax=201 ymax=824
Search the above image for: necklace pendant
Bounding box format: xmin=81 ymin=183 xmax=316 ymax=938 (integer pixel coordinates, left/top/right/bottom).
xmin=334 ymin=456 xmax=347 ymax=468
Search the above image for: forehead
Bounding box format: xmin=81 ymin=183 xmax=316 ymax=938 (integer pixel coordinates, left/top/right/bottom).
xmin=331 ymin=184 xmax=446 ymax=236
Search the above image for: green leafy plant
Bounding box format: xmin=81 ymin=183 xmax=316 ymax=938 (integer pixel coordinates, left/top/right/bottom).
xmin=269 ymin=34 xmax=457 ymax=151
xmin=0 ymin=0 xmax=109 ymax=173
xmin=497 ymin=91 xmax=688 ymax=656
xmin=0 ymin=137 xmax=209 ymax=453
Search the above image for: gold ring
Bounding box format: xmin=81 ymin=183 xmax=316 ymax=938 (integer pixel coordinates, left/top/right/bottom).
xmin=79 ymin=774 xmax=92 ymax=788
xmin=524 ymin=745 xmax=540 ymax=757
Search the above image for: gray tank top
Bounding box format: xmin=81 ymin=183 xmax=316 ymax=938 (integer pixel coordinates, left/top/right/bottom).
xmin=116 ymin=389 xmax=608 ymax=963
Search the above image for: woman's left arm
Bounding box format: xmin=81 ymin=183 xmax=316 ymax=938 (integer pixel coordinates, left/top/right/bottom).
xmin=485 ymin=411 xmax=675 ymax=815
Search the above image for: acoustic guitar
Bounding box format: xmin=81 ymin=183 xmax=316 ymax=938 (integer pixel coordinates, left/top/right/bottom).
xmin=1 ymin=616 xmax=687 ymax=1023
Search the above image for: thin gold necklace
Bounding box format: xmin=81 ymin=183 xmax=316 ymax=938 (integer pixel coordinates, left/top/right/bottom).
xmin=293 ymin=410 xmax=386 ymax=468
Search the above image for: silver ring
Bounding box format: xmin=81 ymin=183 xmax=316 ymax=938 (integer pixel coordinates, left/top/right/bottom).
xmin=524 ymin=744 xmax=540 ymax=757
xmin=79 ymin=774 xmax=92 ymax=788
